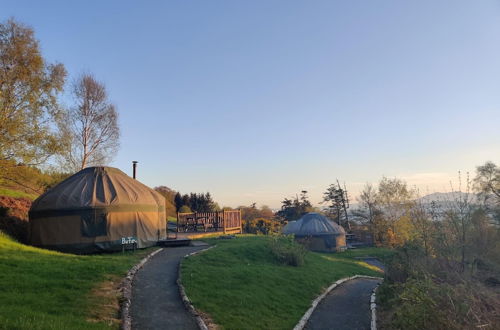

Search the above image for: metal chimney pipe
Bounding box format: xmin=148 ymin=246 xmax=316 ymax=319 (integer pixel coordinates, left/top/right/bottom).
xmin=132 ymin=161 xmax=138 ymax=179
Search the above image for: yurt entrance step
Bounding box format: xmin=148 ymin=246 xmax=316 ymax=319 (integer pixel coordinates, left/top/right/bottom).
xmin=158 ymin=238 xmax=192 ymax=247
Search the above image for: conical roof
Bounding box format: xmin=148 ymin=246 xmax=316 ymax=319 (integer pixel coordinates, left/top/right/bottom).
xmin=283 ymin=212 xmax=345 ymax=236
xmin=31 ymin=166 xmax=164 ymax=212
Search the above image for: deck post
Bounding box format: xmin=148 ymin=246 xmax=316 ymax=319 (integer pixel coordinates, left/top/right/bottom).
xmin=194 ymin=211 xmax=197 ymax=232
xmin=239 ymin=208 xmax=243 ymax=234
xmin=223 ymin=209 xmax=226 ymax=234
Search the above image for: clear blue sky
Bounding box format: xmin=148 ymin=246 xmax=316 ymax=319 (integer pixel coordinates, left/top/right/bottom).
xmin=4 ymin=1 xmax=500 ymax=208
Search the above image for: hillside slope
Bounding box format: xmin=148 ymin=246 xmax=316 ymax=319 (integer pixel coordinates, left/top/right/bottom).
xmin=0 ymin=232 xmax=153 ymax=329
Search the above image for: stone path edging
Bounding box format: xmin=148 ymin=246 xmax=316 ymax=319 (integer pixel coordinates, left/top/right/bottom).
xmin=120 ymin=248 xmax=164 ymax=330
xmin=293 ymin=275 xmax=383 ymax=330
xmin=177 ymin=246 xmax=216 ymax=330
xmin=370 ymin=284 xmax=379 ymax=330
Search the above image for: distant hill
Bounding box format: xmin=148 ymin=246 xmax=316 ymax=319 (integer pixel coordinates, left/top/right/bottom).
xmin=418 ymin=192 xmax=480 ymax=204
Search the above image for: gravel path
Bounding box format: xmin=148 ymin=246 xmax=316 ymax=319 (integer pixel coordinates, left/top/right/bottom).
xmin=130 ymin=245 xmax=207 ymax=330
xmin=305 ymin=278 xmax=381 ymax=330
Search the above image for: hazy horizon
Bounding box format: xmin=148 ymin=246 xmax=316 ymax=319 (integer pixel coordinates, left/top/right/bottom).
xmin=4 ymin=1 xmax=499 ymax=208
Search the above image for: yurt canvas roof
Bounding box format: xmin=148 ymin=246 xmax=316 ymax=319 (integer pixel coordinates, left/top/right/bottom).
xmin=283 ymin=213 xmax=345 ymax=236
xmin=31 ymin=166 xmax=164 ymax=212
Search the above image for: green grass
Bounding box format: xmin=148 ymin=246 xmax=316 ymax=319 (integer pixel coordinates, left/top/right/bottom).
xmin=181 ymin=236 xmax=391 ymax=330
xmin=0 ymin=187 xmax=38 ymax=200
xmin=0 ymin=232 xmax=156 ymax=329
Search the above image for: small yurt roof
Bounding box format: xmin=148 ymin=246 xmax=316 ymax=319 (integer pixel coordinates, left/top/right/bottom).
xmin=283 ymin=213 xmax=345 ymax=236
xmin=30 ymin=166 xmax=164 ymax=212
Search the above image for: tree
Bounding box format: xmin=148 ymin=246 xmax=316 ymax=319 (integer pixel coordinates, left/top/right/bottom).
xmin=355 ymin=183 xmax=378 ymax=224
xmin=474 ymin=161 xmax=500 ymax=201
xmin=277 ymin=190 xmax=313 ymax=221
xmin=0 ymin=18 xmax=67 ymax=169
xmin=178 ymin=205 xmax=192 ymax=213
xmin=174 ymin=192 xmax=183 ymax=212
xmin=61 ymin=74 xmax=119 ymax=170
xmin=323 ymin=180 xmax=350 ymax=229
xmin=375 ymin=177 xmax=416 ymax=246
xmin=154 ymin=186 xmax=177 ymax=218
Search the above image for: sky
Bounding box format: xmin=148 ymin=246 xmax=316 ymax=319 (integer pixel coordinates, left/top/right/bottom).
xmin=3 ymin=1 xmax=500 ymax=208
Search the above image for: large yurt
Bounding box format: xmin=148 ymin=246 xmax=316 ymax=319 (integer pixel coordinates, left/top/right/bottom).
xmin=29 ymin=167 xmax=166 ymax=253
xmin=282 ymin=213 xmax=346 ymax=252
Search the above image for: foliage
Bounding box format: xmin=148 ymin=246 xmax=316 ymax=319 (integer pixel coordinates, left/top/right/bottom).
xmin=178 ymin=205 xmax=192 ymax=213
xmin=474 ymin=161 xmax=500 ymax=225
xmin=356 ymin=177 xmax=417 ymax=247
xmin=59 ymin=74 xmax=120 ymax=171
xmin=0 ymin=161 xmax=70 ymax=196
xmin=379 ymin=252 xmax=500 ymax=330
xmin=0 ymin=187 xmax=37 ymax=200
xmin=154 ymin=186 xmax=177 ymax=218
xmin=240 ymin=203 xmax=274 ymax=221
xmin=323 ymin=181 xmax=350 ymax=229
xmin=243 ymin=217 xmax=281 ymax=235
xmin=0 ymin=18 xmax=67 ymax=168
xmin=269 ymin=234 xmax=307 ymax=266
xmin=474 ymin=161 xmax=500 ymax=201
xmin=240 ymin=203 xmax=279 ymax=234
xmin=0 ymin=231 xmax=155 ymax=329
xmin=356 ymin=167 xmax=500 ymax=328
xmin=174 ymin=191 xmax=217 ymax=212
xmin=276 ymin=190 xmax=314 ymax=221
xmin=181 ymin=236 xmax=383 ymax=330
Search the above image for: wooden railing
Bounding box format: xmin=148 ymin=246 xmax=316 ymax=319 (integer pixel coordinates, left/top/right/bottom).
xmin=177 ymin=210 xmax=242 ymax=234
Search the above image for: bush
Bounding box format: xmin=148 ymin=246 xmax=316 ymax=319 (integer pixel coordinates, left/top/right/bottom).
xmin=243 ymin=217 xmax=281 ymax=235
xmin=378 ymin=244 xmax=500 ymax=329
xmin=269 ymin=234 xmax=307 ymax=267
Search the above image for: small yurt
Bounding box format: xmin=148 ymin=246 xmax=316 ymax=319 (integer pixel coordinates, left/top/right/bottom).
xmin=282 ymin=213 xmax=346 ymax=252
xmin=29 ymin=167 xmax=166 ymax=253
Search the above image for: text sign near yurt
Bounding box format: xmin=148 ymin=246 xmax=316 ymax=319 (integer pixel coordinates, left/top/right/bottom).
xmin=29 ymin=167 xmax=166 ymax=253
xmin=282 ymin=213 xmax=347 ymax=252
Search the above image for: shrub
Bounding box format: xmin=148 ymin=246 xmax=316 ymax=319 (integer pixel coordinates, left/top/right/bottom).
xmin=379 ymin=244 xmax=500 ymax=329
xmin=243 ymin=217 xmax=281 ymax=235
xmin=269 ymin=234 xmax=307 ymax=267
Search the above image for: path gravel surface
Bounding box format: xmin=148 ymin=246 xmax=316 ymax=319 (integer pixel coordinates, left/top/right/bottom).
xmin=130 ymin=245 xmax=208 ymax=330
xmin=305 ymin=278 xmax=381 ymax=330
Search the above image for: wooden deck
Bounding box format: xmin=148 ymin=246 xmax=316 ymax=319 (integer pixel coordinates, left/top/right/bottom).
xmin=176 ymin=210 xmax=242 ymax=234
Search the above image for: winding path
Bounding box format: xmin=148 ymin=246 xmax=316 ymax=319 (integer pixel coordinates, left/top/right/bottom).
xmin=305 ymin=278 xmax=381 ymax=330
xmin=130 ymin=245 xmax=207 ymax=330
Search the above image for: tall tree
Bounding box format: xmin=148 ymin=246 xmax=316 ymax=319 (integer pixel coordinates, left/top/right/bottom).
xmin=474 ymin=161 xmax=500 ymax=201
xmin=61 ymin=74 xmax=119 ymax=170
xmin=0 ymin=18 xmax=66 ymax=169
xmin=277 ymin=190 xmax=313 ymax=221
xmin=323 ymin=180 xmax=350 ymax=229
xmin=356 ymin=183 xmax=378 ymax=224
xmin=376 ymin=177 xmax=416 ymax=246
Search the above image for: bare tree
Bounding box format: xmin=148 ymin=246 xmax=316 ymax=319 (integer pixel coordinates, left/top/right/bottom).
xmin=61 ymin=74 xmax=119 ymax=170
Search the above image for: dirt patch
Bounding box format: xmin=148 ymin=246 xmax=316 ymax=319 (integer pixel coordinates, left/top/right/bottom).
xmin=197 ymin=309 xmax=219 ymax=330
xmin=87 ymin=275 xmax=122 ymax=327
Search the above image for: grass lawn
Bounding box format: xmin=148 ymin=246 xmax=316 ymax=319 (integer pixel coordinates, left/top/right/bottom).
xmin=0 ymin=187 xmax=38 ymax=200
xmin=0 ymin=232 xmax=156 ymax=329
xmin=181 ymin=235 xmax=392 ymax=330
